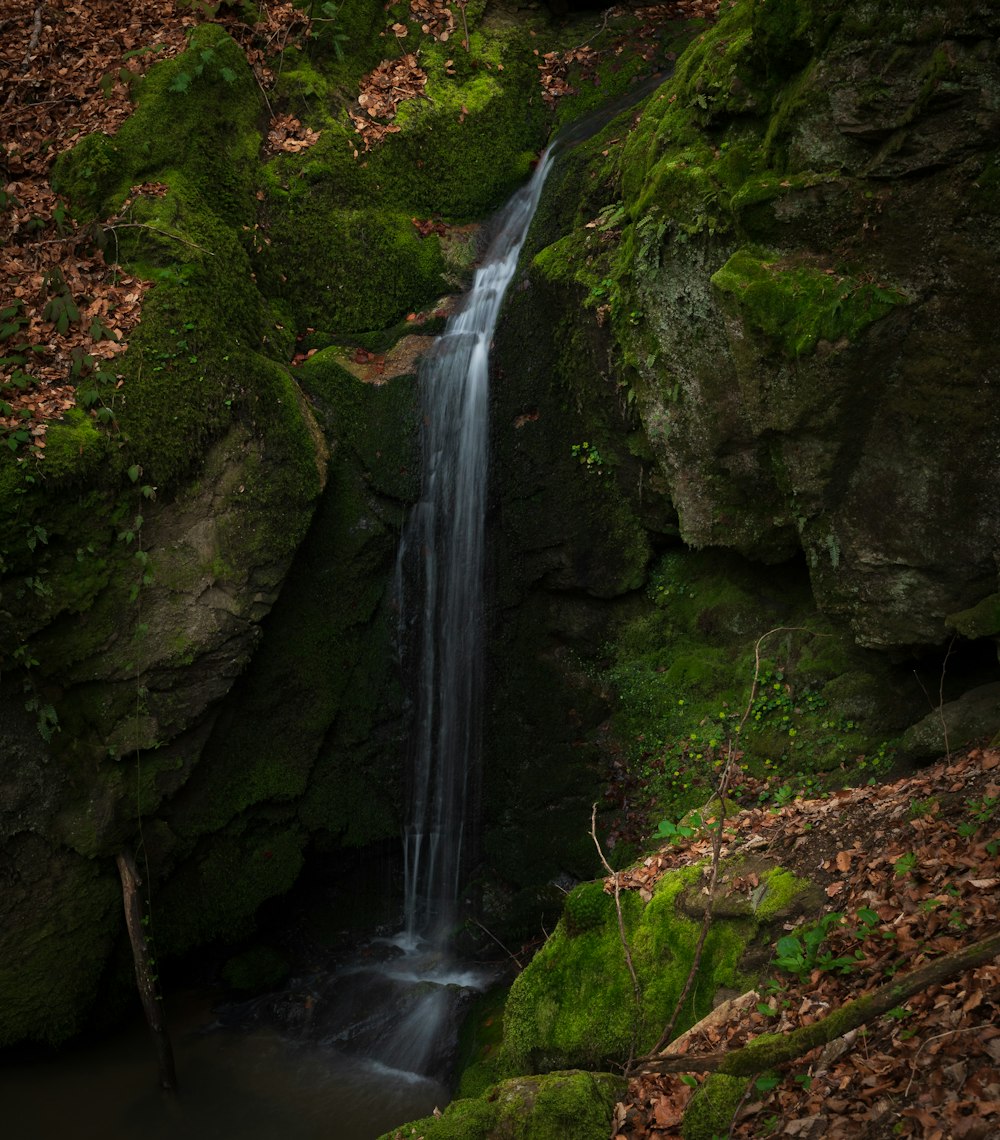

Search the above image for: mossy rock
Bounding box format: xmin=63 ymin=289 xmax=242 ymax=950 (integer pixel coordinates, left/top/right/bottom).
xmin=0 ymin=837 xmax=120 ymax=1047
xmin=948 ymin=593 xmax=1000 ymax=641
xmin=711 ymin=247 xmax=907 ymax=357
xmin=378 ymin=1069 xmax=627 ymax=1140
xmin=497 ymin=864 xmax=776 ymax=1076
xmin=682 ymin=1073 xmax=750 ymax=1140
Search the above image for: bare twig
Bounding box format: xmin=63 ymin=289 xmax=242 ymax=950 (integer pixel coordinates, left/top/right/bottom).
xmin=631 ymin=626 xmax=822 ymax=1071
xmin=456 ymin=0 xmax=470 ymax=51
xmin=106 ymin=222 xmax=215 ymax=256
xmin=591 ymin=802 xmax=642 ymax=1068
xmin=21 ymin=3 xmax=43 ymax=73
xmin=903 ymin=1025 xmax=981 ymax=1097
xmin=468 ymin=916 xmax=524 ymax=971
xmin=580 ymin=4 xmax=619 ymax=48
xmin=913 ymin=631 xmax=958 ymax=761
xmin=939 ymin=633 xmax=956 ymax=760
xmin=641 ymin=775 xmax=730 ymax=1063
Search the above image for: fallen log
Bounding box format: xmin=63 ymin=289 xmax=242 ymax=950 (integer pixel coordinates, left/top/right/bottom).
xmin=631 ymin=926 xmax=1000 ymax=1078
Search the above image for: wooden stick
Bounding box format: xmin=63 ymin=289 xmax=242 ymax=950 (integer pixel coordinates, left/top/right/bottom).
xmin=21 ymin=4 xmax=44 ymax=72
xmin=116 ymin=850 xmax=178 ymax=1093
xmin=633 ymin=927 xmax=1000 ymax=1077
xmin=591 ymin=803 xmax=642 ymax=1067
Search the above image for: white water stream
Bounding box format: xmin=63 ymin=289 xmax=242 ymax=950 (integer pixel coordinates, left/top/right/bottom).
xmin=395 ymin=145 xmax=558 ymax=944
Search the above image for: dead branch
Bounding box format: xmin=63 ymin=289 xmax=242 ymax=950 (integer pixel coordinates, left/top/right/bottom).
xmin=116 ymin=849 xmax=177 ymax=1092
xmin=456 ymin=0 xmax=470 ymax=51
xmin=21 ymin=3 xmax=43 ymax=72
xmin=633 ymin=926 xmax=1000 ymax=1077
xmin=939 ymin=632 xmax=956 ymax=760
xmin=592 ymin=801 xmax=642 ymax=1067
xmin=106 ymin=222 xmax=215 ymax=256
xmin=633 ymin=627 xmax=820 ymax=1070
xmin=468 ymin=916 xmax=525 ymax=972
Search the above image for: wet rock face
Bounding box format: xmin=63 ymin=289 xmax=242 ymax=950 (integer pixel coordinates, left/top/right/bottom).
xmin=622 ymin=0 xmax=1000 ymax=649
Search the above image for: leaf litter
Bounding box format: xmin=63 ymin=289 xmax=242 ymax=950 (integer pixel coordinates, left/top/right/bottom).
xmin=0 ymin=0 xmax=312 ymax=453
xmin=610 ymin=746 xmax=1000 ymax=1138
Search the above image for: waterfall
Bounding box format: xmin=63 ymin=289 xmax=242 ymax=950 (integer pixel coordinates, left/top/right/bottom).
xmin=396 ymin=148 xmax=558 ymax=943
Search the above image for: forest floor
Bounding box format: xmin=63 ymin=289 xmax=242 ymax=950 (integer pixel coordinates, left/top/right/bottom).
xmin=0 ymin=0 xmax=716 ymax=450
xmin=611 ymin=745 xmax=1000 ymax=1139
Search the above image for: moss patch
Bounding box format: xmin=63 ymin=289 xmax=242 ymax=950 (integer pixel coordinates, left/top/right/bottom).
xmin=603 ymin=548 xmax=913 ymax=828
xmin=498 ymin=864 xmax=761 ymax=1076
xmin=379 ymin=1069 xmax=627 ymax=1140
xmin=682 ymin=1073 xmax=750 ymax=1140
xmin=711 ymin=247 xmax=908 ymax=356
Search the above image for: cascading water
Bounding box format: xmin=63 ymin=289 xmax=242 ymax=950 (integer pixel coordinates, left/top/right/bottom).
xmin=1 ymin=76 xmax=673 ymax=1140
xmin=395 ymin=147 xmax=558 ymax=944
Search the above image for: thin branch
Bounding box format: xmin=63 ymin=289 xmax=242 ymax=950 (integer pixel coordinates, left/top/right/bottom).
xmin=468 ymin=916 xmax=524 ymax=972
xmin=632 ymin=627 xmax=823 ymax=1071
xmin=939 ymin=633 xmax=956 ymax=760
xmin=21 ymin=3 xmax=44 ymax=73
xmin=591 ymin=802 xmax=642 ymax=1068
xmin=579 ymin=5 xmax=616 ymax=48
xmin=641 ymin=774 xmax=729 ymax=1062
xmin=106 ymin=222 xmax=215 ymax=256
xmin=903 ymin=1025 xmax=980 ymax=1097
xmin=455 ymin=0 xmax=470 ymax=51
xmin=633 ymin=926 xmax=1000 ymax=1077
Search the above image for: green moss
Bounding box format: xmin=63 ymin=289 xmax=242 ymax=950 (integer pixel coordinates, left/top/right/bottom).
xmin=53 ymin=25 xmax=261 ymax=223
xmin=38 ymin=410 xmax=111 ymax=484
xmin=161 ymin=359 xmax=416 ymax=844
xmin=156 ymin=821 xmax=305 ymax=956
xmin=261 ymin=203 xmax=447 ymax=335
xmin=947 ymin=593 xmax=1000 ymax=640
xmin=682 ymin=1073 xmax=750 ymax=1140
xmin=457 ymin=987 xmax=509 ymax=1099
xmin=755 ymin=867 xmax=810 ymax=918
xmin=602 ymin=547 xmax=912 ymax=825
xmin=562 ymin=880 xmax=614 ymax=935
xmin=499 ymin=865 xmax=754 ymax=1075
xmin=0 ymin=852 xmax=120 ymax=1047
xmin=380 ymin=1070 xmax=627 ymax=1140
xmin=710 ymin=247 xmax=907 ymax=356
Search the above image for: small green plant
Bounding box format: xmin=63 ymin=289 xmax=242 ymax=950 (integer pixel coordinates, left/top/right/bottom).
xmin=959 ymin=796 xmax=998 ymax=836
xmin=168 ymin=47 xmax=237 ymax=93
xmin=773 ymin=912 xmax=864 ymax=978
xmin=851 ymin=906 xmax=894 ymax=943
xmin=570 ymin=441 xmax=605 ymax=472
xmin=654 ymin=810 xmax=702 ymax=843
xmin=309 ymin=1 xmax=350 ymax=61
xmin=908 ymin=797 xmax=937 ymax=819
xmin=893 ymin=852 xmax=917 ymax=877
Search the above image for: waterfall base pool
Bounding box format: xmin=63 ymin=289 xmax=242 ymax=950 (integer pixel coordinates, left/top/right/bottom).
xmin=1 ymin=986 xmax=454 ymax=1140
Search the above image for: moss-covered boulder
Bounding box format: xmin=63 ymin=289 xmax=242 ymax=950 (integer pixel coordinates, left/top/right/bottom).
xmin=495 ymin=860 xmax=810 ymax=1076
xmin=377 ymin=1069 xmax=627 ymax=1140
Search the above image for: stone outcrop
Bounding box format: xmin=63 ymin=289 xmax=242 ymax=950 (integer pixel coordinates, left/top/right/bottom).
xmin=615 ymin=0 xmax=1000 ymax=649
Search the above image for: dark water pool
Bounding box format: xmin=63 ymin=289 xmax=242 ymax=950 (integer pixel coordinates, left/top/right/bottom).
xmin=0 ymin=990 xmax=449 ymax=1140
